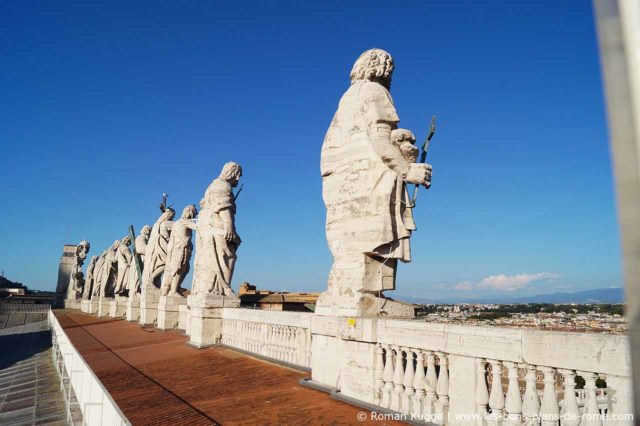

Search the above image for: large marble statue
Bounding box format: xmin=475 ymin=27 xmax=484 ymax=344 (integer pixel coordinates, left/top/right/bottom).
xmin=129 ymin=225 xmax=151 ymax=295
xmin=142 ymin=208 xmax=175 ymax=291
xmin=92 ymin=251 xmax=107 ymax=297
xmin=191 ymin=162 xmax=242 ymax=296
xmin=82 ymin=256 xmax=98 ymax=299
xmin=161 ymin=205 xmax=197 ymax=297
xmin=317 ymin=48 xmax=432 ymax=317
xmin=66 ymin=240 xmax=90 ymax=300
xmin=114 ymin=236 xmax=133 ymax=295
xmin=99 ymin=240 xmax=120 ymax=297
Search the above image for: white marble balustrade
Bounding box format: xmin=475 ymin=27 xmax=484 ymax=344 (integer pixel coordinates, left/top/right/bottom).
xmin=370 ymin=320 xmax=632 ymax=425
xmin=220 ymin=308 xmax=312 ymax=369
xmin=375 ymin=345 xmax=450 ymax=424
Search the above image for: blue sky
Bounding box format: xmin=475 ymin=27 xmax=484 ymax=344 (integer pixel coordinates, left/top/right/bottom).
xmin=0 ymin=1 xmax=621 ymax=301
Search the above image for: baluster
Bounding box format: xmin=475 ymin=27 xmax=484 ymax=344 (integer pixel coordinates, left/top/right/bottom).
xmin=381 ymin=344 xmax=395 ymax=408
xmin=373 ymin=344 xmax=385 ymax=406
xmin=435 ymin=352 xmax=449 ymax=425
xmin=476 ymin=358 xmax=489 ymax=426
xmin=401 ymin=347 xmax=415 ymax=414
xmin=503 ymin=362 xmax=522 ymax=425
xmin=558 ymin=370 xmax=580 ymax=426
xmin=580 ymin=372 xmax=603 ymax=426
xmin=255 ymin=322 xmax=261 ymax=352
xmin=287 ymin=328 xmax=295 ymax=363
xmin=488 ymin=359 xmax=505 ymax=425
xmin=278 ymin=326 xmax=285 ymax=361
xmin=539 ymin=366 xmax=559 ymax=426
xmin=278 ymin=326 xmax=285 ymax=360
xmin=305 ymin=329 xmax=312 ymax=368
xmin=260 ymin=323 xmax=267 ymax=356
xmin=390 ymin=346 xmax=405 ymax=411
xmin=232 ymin=320 xmax=239 ymax=347
xmin=412 ymin=350 xmax=426 ymax=418
xmin=273 ymin=326 xmax=279 ymax=358
xmin=244 ymin=322 xmax=249 ymax=350
xmin=282 ymin=327 xmax=288 ymax=361
xmin=248 ymin=322 xmax=254 ymax=351
xmin=423 ymin=351 xmax=437 ymax=418
xmin=521 ymin=364 xmax=540 ymax=426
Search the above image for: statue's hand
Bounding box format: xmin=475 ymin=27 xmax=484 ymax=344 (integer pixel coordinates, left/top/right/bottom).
xmin=405 ymin=163 xmax=432 ymax=188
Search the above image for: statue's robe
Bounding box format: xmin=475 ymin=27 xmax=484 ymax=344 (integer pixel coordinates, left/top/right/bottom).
xmin=162 ymin=220 xmax=193 ymax=295
xmin=129 ymin=234 xmax=147 ymax=294
xmin=192 ymin=178 xmax=237 ymax=296
xmin=82 ymin=258 xmax=97 ymax=299
xmin=115 ymin=245 xmax=131 ymax=294
xmin=321 ymin=80 xmax=416 ymax=270
xmin=92 ymin=254 xmax=106 ymax=296
xmin=142 ymin=217 xmax=172 ymax=290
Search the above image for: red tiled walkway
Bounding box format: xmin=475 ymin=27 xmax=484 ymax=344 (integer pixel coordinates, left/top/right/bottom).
xmin=54 ymin=310 xmax=400 ymax=426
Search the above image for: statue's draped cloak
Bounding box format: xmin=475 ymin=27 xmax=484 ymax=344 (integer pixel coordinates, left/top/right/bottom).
xmin=192 ymin=178 xmax=236 ymax=295
xmin=143 ymin=217 xmax=171 ymax=289
xmin=321 ymin=81 xmax=415 ymax=262
xmin=129 ymin=235 xmax=147 ymax=293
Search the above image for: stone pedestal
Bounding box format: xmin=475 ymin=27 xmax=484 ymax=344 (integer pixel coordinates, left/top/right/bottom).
xmin=108 ymin=296 xmax=128 ymax=318
xmin=80 ymin=299 xmax=91 ymax=313
xmin=98 ymin=297 xmax=113 ymax=317
xmin=310 ymin=315 xmax=378 ymax=404
xmin=178 ymin=304 xmax=190 ymax=333
xmin=187 ymin=293 xmax=240 ymax=348
xmin=88 ymin=299 xmax=99 ymax=314
xmin=139 ymin=287 xmax=160 ymax=326
xmin=126 ymin=296 xmax=140 ymax=322
xmin=157 ymin=295 xmax=187 ymax=330
xmin=315 ymin=292 xmax=415 ymax=318
xmin=63 ymin=298 xmax=81 ymax=310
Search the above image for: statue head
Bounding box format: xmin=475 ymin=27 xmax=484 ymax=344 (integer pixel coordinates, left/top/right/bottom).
xmin=76 ymin=241 xmax=90 ymax=260
xmin=162 ymin=207 xmax=176 ymax=221
xmin=181 ymin=204 xmax=197 ymax=220
xmin=350 ymin=48 xmax=394 ymax=89
xmin=141 ymin=225 xmax=151 ymax=236
xmin=391 ymin=128 xmax=418 ymax=163
xmin=121 ymin=236 xmax=132 ymax=246
xmin=220 ymin=162 xmax=242 ymax=188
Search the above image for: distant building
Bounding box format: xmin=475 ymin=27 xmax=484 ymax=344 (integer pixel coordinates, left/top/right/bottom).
xmin=0 ymin=288 xmax=25 ymax=295
xmin=238 ymin=282 xmax=319 ymax=312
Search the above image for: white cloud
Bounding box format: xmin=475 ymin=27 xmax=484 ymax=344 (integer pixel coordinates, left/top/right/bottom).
xmin=453 ymin=281 xmax=474 ymax=291
xmin=476 ymin=272 xmax=560 ymax=292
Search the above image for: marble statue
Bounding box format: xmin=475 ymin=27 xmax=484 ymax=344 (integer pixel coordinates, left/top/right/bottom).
xmin=191 ymin=162 xmax=242 ymax=296
xmin=142 ymin=208 xmax=175 ymax=291
xmin=114 ymin=236 xmax=133 ymax=295
xmin=161 ymin=205 xmax=197 ymax=297
xmin=92 ymin=251 xmax=107 ymax=297
xmin=129 ymin=225 xmax=151 ymax=295
xmin=317 ymin=48 xmax=432 ymax=317
xmin=100 ymin=240 xmax=120 ymax=297
xmin=66 ymin=240 xmax=90 ymax=300
xmin=82 ymin=256 xmax=98 ymax=299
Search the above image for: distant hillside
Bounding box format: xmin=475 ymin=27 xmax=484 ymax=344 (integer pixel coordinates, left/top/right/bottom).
xmin=0 ymin=276 xmax=27 ymax=291
xmin=405 ymin=287 xmax=624 ymax=304
xmin=0 ymin=276 xmax=54 ymax=295
xmin=509 ymin=288 xmax=624 ymax=304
